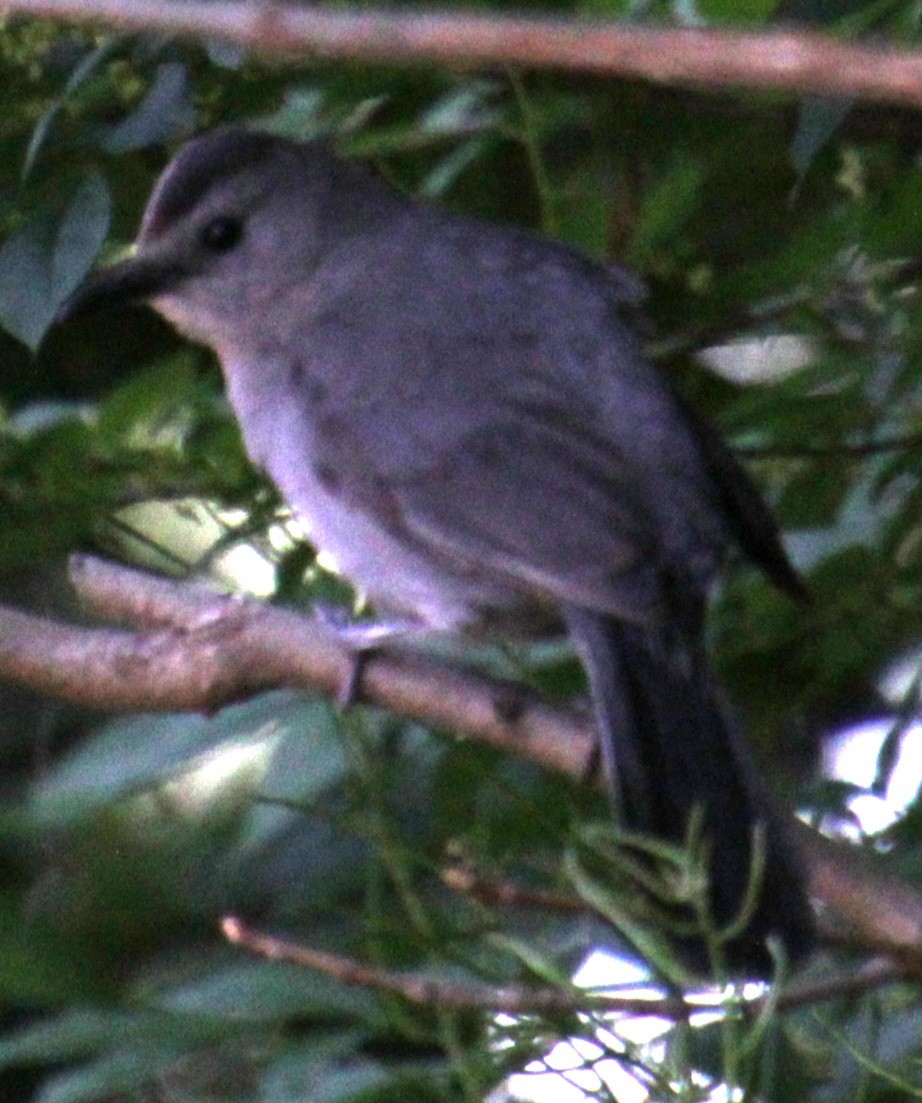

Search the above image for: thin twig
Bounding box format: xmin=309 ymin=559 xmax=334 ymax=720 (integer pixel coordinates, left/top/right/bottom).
xmin=6 ymin=1 xmax=922 ymax=107
xmin=441 ymin=866 xmax=588 ymax=914
xmin=221 ymin=916 xmax=915 ymax=1017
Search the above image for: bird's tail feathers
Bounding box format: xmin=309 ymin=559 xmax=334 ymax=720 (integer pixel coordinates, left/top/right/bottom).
xmin=563 ymin=604 xmax=813 ymax=976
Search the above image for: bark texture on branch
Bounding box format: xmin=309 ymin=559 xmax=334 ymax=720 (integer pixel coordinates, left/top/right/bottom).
xmin=6 ymin=0 xmax=922 ymax=107
xmin=63 ymin=555 xmax=593 ymax=777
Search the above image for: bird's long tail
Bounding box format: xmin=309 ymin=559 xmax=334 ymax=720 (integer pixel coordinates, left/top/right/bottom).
xmin=563 ymin=604 xmax=814 ymax=976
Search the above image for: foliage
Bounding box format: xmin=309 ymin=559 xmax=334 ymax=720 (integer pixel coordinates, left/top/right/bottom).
xmin=1 ymin=2 xmax=922 ymax=1100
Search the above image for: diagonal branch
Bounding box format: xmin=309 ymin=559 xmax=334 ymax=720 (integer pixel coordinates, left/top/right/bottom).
xmin=62 ymin=554 xmax=593 ymax=778
xmin=5 ymin=0 xmax=922 ymax=108
xmin=221 ymin=916 xmax=915 ymax=1016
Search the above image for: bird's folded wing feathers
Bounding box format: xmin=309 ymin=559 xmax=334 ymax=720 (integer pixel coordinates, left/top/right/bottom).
xmin=314 ymin=403 xmax=663 ymax=622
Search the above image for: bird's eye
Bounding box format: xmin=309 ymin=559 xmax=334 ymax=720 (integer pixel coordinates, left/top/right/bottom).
xmin=200 ymin=215 xmax=243 ymax=252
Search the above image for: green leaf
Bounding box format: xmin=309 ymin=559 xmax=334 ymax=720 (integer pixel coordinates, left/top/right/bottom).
xmin=260 ymin=701 xmax=347 ymax=805
xmin=102 ymin=62 xmax=195 ymax=153
xmin=259 ymin=1033 xmax=383 ymax=1103
xmin=0 ymin=891 xmax=105 ymax=1005
xmin=96 ymin=357 xmax=197 ymax=444
xmin=0 ymin=1007 xmax=220 ymax=1068
xmin=278 ymin=1059 xmax=390 ymax=1102
xmin=36 ymin=1051 xmax=157 ymax=1103
xmin=0 ymin=1010 xmax=126 ymax=1068
xmin=28 ymin=691 xmax=327 ymax=829
xmin=790 ymin=96 xmax=853 ymax=175
xmin=23 ymin=40 xmax=122 ymax=180
xmin=148 ymin=958 xmax=380 ymax=1023
xmin=0 ymin=173 xmax=111 ymax=350
xmin=627 ymin=154 xmax=706 ymax=268
xmin=777 ymin=466 xmax=852 ymax=527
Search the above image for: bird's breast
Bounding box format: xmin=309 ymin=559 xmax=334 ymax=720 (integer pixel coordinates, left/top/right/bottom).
xmin=220 ymin=349 xmax=511 ymax=634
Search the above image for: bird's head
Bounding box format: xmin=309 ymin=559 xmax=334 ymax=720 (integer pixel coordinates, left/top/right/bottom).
xmin=59 ymin=126 xmax=396 ymax=351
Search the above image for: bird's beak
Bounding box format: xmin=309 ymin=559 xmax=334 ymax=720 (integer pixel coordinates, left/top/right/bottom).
xmin=55 ymin=250 xmax=188 ymax=325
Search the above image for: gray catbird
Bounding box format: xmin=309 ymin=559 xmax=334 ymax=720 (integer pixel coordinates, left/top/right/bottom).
xmin=60 ymin=126 xmax=814 ymax=975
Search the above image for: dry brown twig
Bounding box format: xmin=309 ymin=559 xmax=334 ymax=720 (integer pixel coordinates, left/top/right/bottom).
xmin=5 ymin=0 xmax=922 ymax=107
xmin=221 ymin=916 xmax=915 ymax=1016
xmin=440 ymin=866 xmax=589 ymax=914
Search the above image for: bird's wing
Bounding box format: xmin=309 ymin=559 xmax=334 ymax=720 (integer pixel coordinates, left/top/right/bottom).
xmin=295 ymin=209 xmax=729 ymax=623
xmin=311 ymin=395 xmax=662 ymax=624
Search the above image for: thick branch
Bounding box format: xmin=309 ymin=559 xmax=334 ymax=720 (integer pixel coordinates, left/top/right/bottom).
xmin=6 ymin=0 xmax=922 ymax=107
xmin=61 ymin=554 xmax=591 ymax=777
xmin=0 ymin=554 xmax=919 ymax=966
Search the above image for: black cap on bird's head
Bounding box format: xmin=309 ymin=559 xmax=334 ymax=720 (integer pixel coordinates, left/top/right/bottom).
xmin=57 ymin=127 xmax=397 ymax=343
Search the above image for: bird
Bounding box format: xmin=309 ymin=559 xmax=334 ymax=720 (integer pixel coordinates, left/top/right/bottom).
xmin=59 ymin=125 xmax=815 ymax=976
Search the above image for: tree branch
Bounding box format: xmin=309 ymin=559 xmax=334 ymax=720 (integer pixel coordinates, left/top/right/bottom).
xmin=7 ymin=0 xmax=922 ymax=108
xmin=62 ymin=554 xmax=592 ymax=777
xmin=0 ymin=553 xmax=920 ymax=967
xmin=221 ymin=916 xmax=914 ymax=1016
xmin=440 ymin=866 xmax=589 ymax=915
